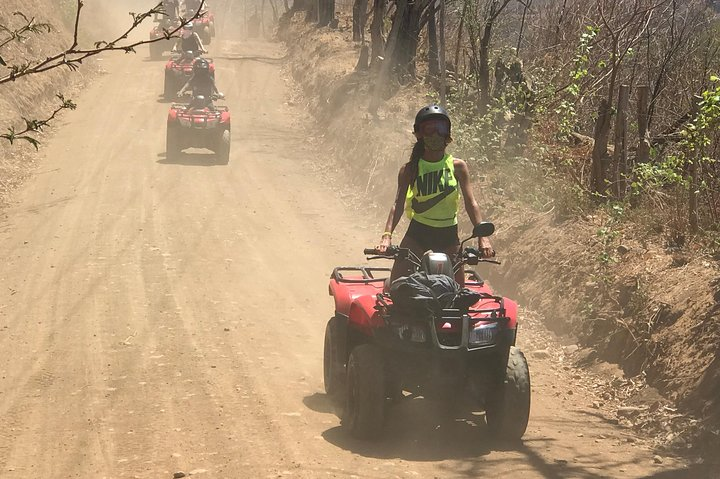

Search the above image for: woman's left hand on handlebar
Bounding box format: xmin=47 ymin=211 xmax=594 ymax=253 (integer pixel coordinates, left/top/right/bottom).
xmin=377 ymin=234 xmax=392 ymax=253
xmin=479 ymin=237 xmax=495 ymax=258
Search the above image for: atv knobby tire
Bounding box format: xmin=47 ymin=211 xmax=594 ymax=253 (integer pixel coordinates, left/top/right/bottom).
xmin=323 ymin=317 xmax=344 ymax=398
xmin=166 ymin=126 xmax=182 ymax=161
xmin=163 ymin=71 xmax=176 ymax=100
xmin=216 ymin=129 xmax=231 ymax=164
xmin=342 ymin=344 xmax=385 ymax=439
xmin=485 ymin=346 xmax=531 ymax=440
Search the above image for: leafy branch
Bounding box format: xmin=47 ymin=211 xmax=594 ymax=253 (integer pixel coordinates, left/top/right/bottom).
xmin=0 ymin=0 xmax=206 ymax=146
xmin=0 ymin=94 xmax=77 ymax=149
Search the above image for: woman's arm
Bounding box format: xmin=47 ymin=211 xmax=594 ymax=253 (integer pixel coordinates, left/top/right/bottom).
xmin=378 ymin=164 xmax=411 ymax=251
xmin=455 ymin=159 xmax=494 ymax=256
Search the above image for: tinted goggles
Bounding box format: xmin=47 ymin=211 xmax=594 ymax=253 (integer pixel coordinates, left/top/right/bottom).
xmin=418 ymin=119 xmax=450 ymax=136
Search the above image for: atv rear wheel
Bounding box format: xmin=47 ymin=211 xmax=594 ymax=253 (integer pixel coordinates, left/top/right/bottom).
xmin=323 ymin=317 xmax=345 ymax=399
xmin=342 ymin=344 xmax=385 ymax=439
xmin=166 ymin=125 xmax=182 ymax=161
xmin=485 ymin=346 xmax=531 ymax=440
xmin=216 ymin=129 xmax=231 ymax=164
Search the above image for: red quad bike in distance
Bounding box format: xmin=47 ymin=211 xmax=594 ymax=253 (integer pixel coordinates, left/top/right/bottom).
xmin=166 ymin=94 xmax=231 ymax=164
xmin=325 ymin=222 xmax=531 ymax=440
xmin=187 ymin=8 xmax=216 ymax=45
xmin=149 ymin=17 xmax=178 ymax=60
xmin=163 ymin=51 xmax=215 ymax=100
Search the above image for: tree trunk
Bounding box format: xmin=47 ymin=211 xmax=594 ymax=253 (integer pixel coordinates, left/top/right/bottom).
xmin=689 ymin=153 xmax=699 ymax=233
xmin=427 ymin=2 xmax=439 ymax=81
xmin=392 ymin=0 xmax=423 ymax=79
xmin=353 ymin=0 xmax=368 ymax=41
xmin=369 ymin=0 xmax=407 ymax=114
xmin=369 ymin=0 xmax=386 ymax=69
xmin=438 ymin=0 xmax=447 ymax=106
xmin=478 ymin=18 xmax=493 ymax=115
xmin=591 ymin=98 xmax=613 ymax=194
xmin=453 ymin=0 xmax=467 ymax=72
xmin=636 ymin=85 xmax=650 ymax=164
xmin=612 ymin=85 xmax=630 ymax=198
xmin=318 ymin=0 xmax=335 ymax=26
xmin=516 ymin=0 xmax=531 ymax=55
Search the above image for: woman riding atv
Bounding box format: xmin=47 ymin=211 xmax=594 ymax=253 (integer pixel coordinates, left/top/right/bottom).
xmin=173 ymin=22 xmax=206 ymax=55
xmin=177 ymin=58 xmax=222 ymax=102
xmin=378 ymin=104 xmax=494 ymax=286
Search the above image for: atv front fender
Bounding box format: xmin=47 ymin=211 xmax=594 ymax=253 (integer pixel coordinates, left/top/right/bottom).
xmin=348 ymin=295 xmax=383 ymax=337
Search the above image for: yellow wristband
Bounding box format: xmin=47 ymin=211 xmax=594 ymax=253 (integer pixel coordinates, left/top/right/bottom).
xmin=382 ymin=232 xmax=392 ymax=238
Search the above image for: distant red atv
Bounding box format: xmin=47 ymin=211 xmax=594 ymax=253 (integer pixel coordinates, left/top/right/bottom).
xmin=166 ymin=94 xmax=231 ymax=164
xmin=163 ymin=51 xmax=215 ymax=100
xmin=187 ymin=8 xmax=216 ymax=44
xmin=149 ymin=18 xmax=178 ymax=60
xmin=324 ymin=223 xmax=531 ymax=440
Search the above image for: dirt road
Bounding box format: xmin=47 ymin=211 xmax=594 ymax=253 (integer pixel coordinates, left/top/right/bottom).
xmin=0 ymin=4 xmax=701 ymax=478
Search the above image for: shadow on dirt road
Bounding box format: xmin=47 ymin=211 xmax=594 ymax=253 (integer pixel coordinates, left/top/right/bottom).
xmin=157 ymin=151 xmax=227 ymax=166
xmin=305 ymin=393 xmax=717 ymax=477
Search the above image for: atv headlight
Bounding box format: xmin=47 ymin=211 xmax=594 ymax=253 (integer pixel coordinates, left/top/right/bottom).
xmin=397 ymin=324 xmax=426 ymax=343
xmin=469 ymin=322 xmax=497 ymax=346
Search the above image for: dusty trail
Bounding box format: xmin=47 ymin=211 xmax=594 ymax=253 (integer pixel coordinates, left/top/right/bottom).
xmin=0 ymin=3 xmax=697 ymax=478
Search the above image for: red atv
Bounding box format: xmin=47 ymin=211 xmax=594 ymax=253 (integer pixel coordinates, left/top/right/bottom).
xmin=149 ymin=18 xmax=179 ymax=60
xmin=163 ymin=51 xmax=215 ymax=100
xmin=166 ymin=94 xmax=231 ymax=164
xmin=187 ymin=8 xmax=216 ymax=44
xmin=324 ymin=223 xmax=530 ymax=440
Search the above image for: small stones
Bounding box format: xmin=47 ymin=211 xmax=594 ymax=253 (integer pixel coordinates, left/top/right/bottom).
xmin=653 ymin=455 xmax=664 ymax=464
xmin=174 ymin=472 xmax=187 ymax=479
xmin=531 ymin=349 xmax=551 ymax=359
xmin=562 ymin=344 xmax=579 ymax=354
xmin=617 ymin=406 xmax=649 ymax=417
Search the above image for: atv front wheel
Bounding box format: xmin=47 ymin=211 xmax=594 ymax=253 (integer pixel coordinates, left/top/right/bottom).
xmin=485 ymin=346 xmax=531 ymax=440
xmin=342 ymin=344 xmax=385 ymax=439
xmin=216 ymin=129 xmax=231 ymax=164
xmin=323 ymin=317 xmax=345 ymax=399
xmin=166 ymin=125 xmax=182 ymax=161
xmin=209 ymin=21 xmax=216 ymax=37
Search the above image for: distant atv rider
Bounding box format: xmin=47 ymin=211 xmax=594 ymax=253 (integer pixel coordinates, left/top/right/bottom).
xmin=162 ymin=0 xmax=180 ymax=21
xmin=184 ymin=0 xmax=205 ymax=14
xmin=177 ymin=58 xmax=221 ymax=103
xmin=173 ymin=22 xmax=206 ymax=55
xmin=378 ymin=104 xmax=494 ymax=286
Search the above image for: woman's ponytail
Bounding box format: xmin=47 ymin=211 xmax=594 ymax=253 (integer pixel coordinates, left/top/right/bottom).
xmin=406 ymin=139 xmax=424 ymax=187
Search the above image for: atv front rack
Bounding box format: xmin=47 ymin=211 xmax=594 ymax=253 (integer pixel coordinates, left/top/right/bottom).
xmin=331 ymin=266 xmax=390 ymax=284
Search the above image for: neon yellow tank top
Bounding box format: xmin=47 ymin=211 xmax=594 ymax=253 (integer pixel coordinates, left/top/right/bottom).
xmin=405 ymin=154 xmax=459 ymax=227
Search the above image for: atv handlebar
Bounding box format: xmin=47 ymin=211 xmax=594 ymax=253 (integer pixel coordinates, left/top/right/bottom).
xmin=363 ymin=246 xmax=399 ymax=256
xmin=363 ymin=246 xmax=500 ymax=268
